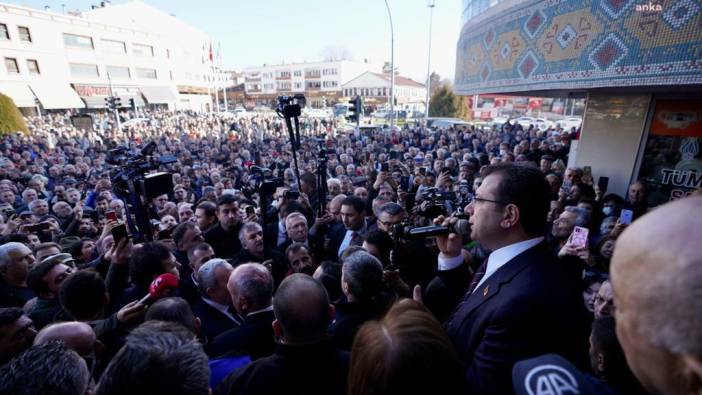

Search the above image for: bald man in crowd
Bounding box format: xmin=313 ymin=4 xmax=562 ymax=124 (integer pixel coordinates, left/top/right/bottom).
xmin=611 ymin=195 xmax=702 ymax=395
xmin=34 ymin=321 xmax=97 ymax=357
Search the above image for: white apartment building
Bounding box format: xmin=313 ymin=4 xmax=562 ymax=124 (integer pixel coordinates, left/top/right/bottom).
xmin=0 ymin=1 xmax=228 ymax=113
xmin=342 ymin=72 xmax=427 ymax=112
xmin=243 ymin=60 xmax=379 ymax=108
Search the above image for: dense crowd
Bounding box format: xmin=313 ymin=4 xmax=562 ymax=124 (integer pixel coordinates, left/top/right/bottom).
xmin=0 ymin=108 xmax=699 ymax=395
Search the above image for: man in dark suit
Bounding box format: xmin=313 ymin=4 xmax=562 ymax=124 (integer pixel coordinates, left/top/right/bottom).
xmin=328 ymin=196 xmax=370 ymax=259
xmin=204 ymin=195 xmax=243 ymax=260
xmin=216 ymin=274 xmax=348 ymax=395
xmin=191 ymin=259 xmax=242 ymax=345
xmin=263 ymin=200 xmax=306 ymax=251
xmin=275 ymin=212 xmax=323 ymax=259
xmin=231 ymin=222 xmax=285 ymax=288
xmin=209 ymin=263 xmax=275 ymax=360
xmin=439 ymin=163 xmax=589 ymax=395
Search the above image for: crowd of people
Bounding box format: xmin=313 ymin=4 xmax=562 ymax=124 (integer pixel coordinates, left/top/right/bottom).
xmin=0 ymin=108 xmax=700 ymax=395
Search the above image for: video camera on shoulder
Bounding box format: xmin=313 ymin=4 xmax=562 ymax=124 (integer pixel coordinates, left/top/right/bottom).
xmin=420 ymin=187 xmax=456 ymax=218
xmin=276 ymin=94 xmax=306 ymax=118
xmin=246 ymin=166 xmax=283 ymax=197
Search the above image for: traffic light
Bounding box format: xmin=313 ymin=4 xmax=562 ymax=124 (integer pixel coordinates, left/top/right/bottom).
xmin=104 ymin=96 xmax=114 ymax=110
xmin=113 ymin=97 xmax=122 ymax=109
xmin=347 ymin=95 xmax=362 ymax=123
xmin=129 ymin=98 xmax=135 ymax=108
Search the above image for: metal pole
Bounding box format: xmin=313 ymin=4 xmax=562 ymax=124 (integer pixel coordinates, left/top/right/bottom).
xmin=384 ymin=0 xmax=395 ymax=131
xmin=424 ymin=0 xmax=435 ymax=119
xmin=223 ymin=83 xmax=229 ymax=112
xmin=213 ymin=64 xmax=220 ymax=113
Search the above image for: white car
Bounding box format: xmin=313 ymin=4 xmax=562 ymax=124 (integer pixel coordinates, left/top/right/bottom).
xmin=534 ymin=118 xmax=555 ymax=131
xmin=303 ymin=108 xmax=329 ymax=118
xmin=558 ymin=117 xmax=582 ymax=131
xmin=491 ymin=116 xmax=510 ymax=125
xmin=371 ymin=110 xmax=390 ymax=118
xmin=120 ymin=118 xmax=150 ymax=128
xmin=514 ymin=117 xmax=536 ymax=129
xmin=234 ymin=107 xmax=247 ymax=115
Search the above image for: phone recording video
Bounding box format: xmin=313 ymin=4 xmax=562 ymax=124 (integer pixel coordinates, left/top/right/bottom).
xmin=111 ymin=223 xmax=129 ymax=245
xmin=106 ymin=210 xmax=118 ymax=222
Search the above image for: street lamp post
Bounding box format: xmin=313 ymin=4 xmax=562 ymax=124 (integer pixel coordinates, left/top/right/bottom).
xmin=384 ymin=0 xmax=395 ymax=131
xmin=424 ymin=0 xmax=435 ymax=119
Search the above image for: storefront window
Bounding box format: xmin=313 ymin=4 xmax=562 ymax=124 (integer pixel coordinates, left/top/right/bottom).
xmin=637 ymin=100 xmax=702 ymax=205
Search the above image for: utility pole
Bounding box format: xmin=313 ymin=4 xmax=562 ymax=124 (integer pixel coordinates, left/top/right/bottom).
xmin=424 ymin=0 xmax=435 ymax=119
xmin=384 ymin=0 xmax=395 ymax=132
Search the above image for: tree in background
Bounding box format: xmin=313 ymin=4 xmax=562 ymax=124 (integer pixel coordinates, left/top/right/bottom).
xmin=321 ymin=46 xmax=354 ymax=62
xmin=0 ymin=93 xmax=28 ymax=136
xmin=429 ymin=72 xmax=442 ymax=98
xmin=429 ymin=84 xmax=468 ymax=119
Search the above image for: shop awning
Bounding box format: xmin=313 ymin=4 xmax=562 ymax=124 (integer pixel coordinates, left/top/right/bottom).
xmin=82 ymin=96 xmax=107 ymax=109
xmin=140 ymin=85 xmax=178 ymax=104
xmin=0 ymin=81 xmax=36 ymax=107
xmin=118 ymin=94 xmax=145 ymax=107
xmin=30 ymin=82 xmax=84 ymax=109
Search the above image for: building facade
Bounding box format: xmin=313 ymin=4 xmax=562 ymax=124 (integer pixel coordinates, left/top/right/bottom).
xmin=342 ymin=72 xmax=427 ymax=112
xmin=454 ymin=0 xmax=702 ymax=202
xmin=243 ymin=60 xmax=379 ymax=108
xmin=0 ymin=1 xmax=228 ymax=113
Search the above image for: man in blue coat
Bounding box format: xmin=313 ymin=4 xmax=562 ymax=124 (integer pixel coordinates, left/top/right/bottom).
xmin=439 ymin=163 xmax=589 ymax=395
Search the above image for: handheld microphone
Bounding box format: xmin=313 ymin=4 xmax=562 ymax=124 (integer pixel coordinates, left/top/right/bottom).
xmin=137 ymin=273 xmax=179 ymax=306
xmin=408 ymin=219 xmax=471 ymax=238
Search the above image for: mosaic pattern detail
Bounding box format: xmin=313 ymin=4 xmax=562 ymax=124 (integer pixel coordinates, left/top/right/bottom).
xmin=518 ymin=50 xmax=540 ymax=78
xmin=524 ymin=9 xmax=548 ymax=38
xmin=599 ymin=0 xmax=636 ymax=19
xmin=455 ymin=0 xmax=702 ymax=95
xmin=556 ymin=25 xmax=578 ymax=48
xmin=662 ymin=0 xmax=700 ymax=30
xmin=589 ymin=33 xmax=628 ymax=71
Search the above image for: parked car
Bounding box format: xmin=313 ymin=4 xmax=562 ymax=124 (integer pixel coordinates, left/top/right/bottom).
xmin=121 ymin=118 xmax=150 ymax=128
xmin=371 ymin=110 xmax=390 ymax=118
xmin=514 ymin=116 xmax=536 ymax=129
xmin=534 ymin=118 xmax=555 ymax=131
xmin=558 ymin=117 xmax=582 ymax=131
xmin=234 ymin=107 xmax=247 ymax=115
xmin=491 ymin=116 xmax=510 ymax=125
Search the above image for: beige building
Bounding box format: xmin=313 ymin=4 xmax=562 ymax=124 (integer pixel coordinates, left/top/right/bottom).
xmin=0 ymin=1 xmax=229 ymax=113
xmin=342 ymin=72 xmax=427 ymax=112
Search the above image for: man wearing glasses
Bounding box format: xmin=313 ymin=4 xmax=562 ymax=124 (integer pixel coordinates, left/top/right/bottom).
xmin=438 ymin=163 xmax=589 ymax=395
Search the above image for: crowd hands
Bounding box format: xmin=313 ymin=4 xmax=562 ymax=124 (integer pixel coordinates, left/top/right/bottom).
xmin=0 ymin=108 xmax=700 ymax=395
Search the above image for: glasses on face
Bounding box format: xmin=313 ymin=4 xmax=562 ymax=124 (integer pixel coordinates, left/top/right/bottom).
xmin=468 ymin=196 xmax=507 ymax=206
xmin=378 ymin=219 xmax=400 ymax=228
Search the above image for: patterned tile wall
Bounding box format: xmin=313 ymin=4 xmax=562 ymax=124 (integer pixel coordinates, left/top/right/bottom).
xmin=454 ymin=0 xmax=702 ymax=95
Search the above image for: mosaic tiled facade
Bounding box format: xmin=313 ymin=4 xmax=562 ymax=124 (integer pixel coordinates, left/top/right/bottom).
xmin=454 ymin=0 xmax=702 ymax=95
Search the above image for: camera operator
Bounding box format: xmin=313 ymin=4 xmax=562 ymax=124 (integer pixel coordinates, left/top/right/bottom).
xmin=375 ymin=202 xmax=436 ymax=293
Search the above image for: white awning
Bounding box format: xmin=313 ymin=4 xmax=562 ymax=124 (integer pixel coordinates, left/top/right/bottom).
xmin=117 ymin=94 xmax=145 ymax=107
xmin=140 ymin=85 xmax=177 ymax=104
xmin=82 ymin=96 xmax=107 ymax=109
xmin=30 ymin=82 xmax=84 ymax=109
xmin=0 ymin=81 xmax=36 ymax=107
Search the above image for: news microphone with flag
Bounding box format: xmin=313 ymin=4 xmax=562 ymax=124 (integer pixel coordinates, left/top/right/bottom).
xmin=407 ymin=219 xmax=471 ymax=238
xmin=137 ymin=273 xmax=179 ymax=305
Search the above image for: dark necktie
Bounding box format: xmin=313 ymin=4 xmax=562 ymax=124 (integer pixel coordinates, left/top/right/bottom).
xmin=466 ymin=258 xmax=489 ymax=295
xmin=444 ymin=257 xmax=488 ymax=332
xmin=227 ymin=306 xmax=244 ymax=325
